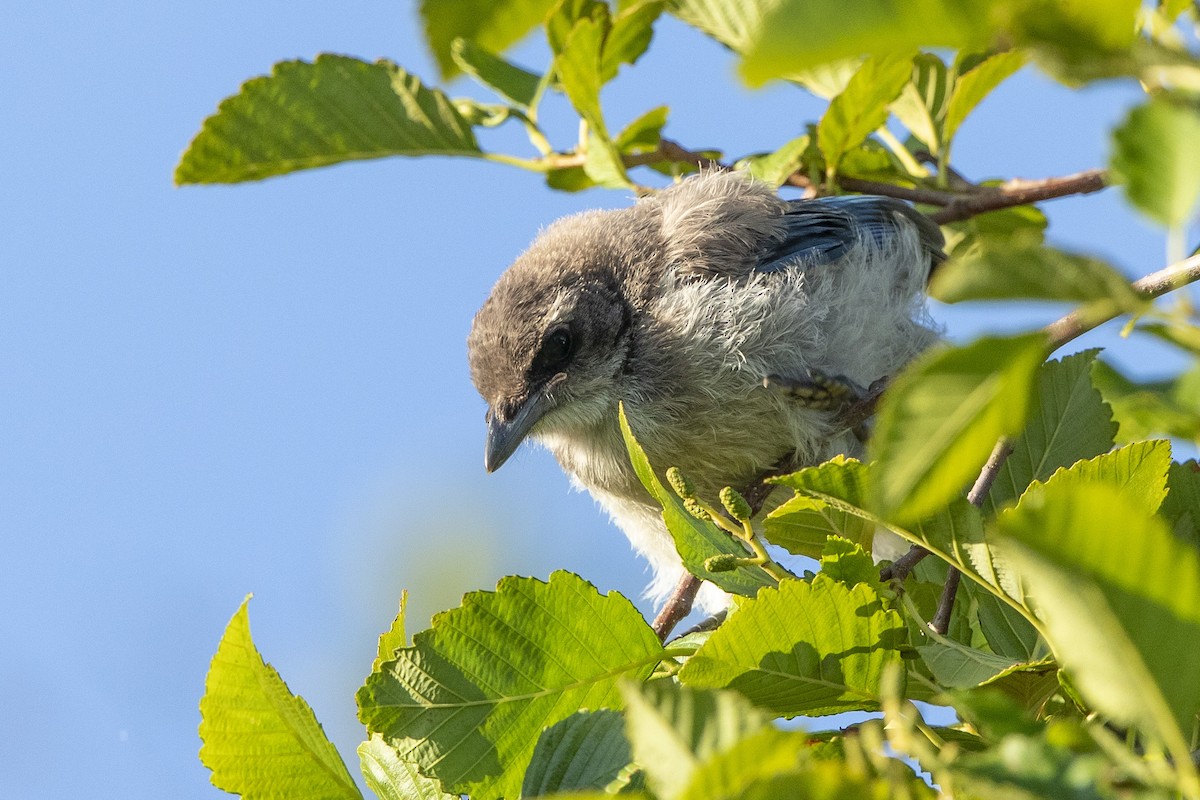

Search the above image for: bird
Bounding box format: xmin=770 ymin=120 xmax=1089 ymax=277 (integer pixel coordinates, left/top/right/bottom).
xmin=467 ymin=170 xmax=944 ymax=611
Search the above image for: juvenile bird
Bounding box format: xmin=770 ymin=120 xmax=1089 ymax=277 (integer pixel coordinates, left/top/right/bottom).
xmin=467 ymin=171 xmax=943 ymax=611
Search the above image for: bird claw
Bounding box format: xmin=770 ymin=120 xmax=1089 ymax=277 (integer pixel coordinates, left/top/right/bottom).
xmin=762 ymin=370 xmax=867 ymax=411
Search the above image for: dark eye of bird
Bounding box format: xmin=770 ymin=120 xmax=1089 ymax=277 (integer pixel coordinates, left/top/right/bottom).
xmin=535 ymin=326 xmax=574 ymax=373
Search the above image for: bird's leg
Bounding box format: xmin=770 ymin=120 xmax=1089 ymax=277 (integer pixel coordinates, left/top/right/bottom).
xmin=763 ymin=370 xmax=867 ymax=412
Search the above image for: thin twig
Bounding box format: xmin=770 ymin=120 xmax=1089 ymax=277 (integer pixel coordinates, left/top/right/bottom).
xmin=929 ymin=568 xmax=962 ymax=637
xmin=652 ymin=573 xmax=701 ymax=641
xmin=930 ymin=169 xmax=1108 ymax=223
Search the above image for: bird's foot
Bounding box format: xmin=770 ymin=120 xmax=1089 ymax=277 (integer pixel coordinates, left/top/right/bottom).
xmin=763 ymin=370 xmax=867 ymax=412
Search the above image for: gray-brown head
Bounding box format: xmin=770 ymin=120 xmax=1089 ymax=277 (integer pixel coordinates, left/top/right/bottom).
xmin=467 ymin=209 xmax=650 ymax=472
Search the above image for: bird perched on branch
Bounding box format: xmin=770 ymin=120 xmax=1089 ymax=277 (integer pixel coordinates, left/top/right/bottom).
xmin=468 ymin=171 xmax=943 ymax=611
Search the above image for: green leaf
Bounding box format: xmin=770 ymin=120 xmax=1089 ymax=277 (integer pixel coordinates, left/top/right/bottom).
xmin=620 ymin=405 xmax=776 ymax=596
xmin=176 ymin=56 xmax=481 ymax=185
xmin=1018 ymin=439 xmax=1172 ymax=515
xmin=944 ymin=50 xmax=1026 ymax=143
xmin=602 ymin=0 xmax=665 ymax=81
xmin=372 ymin=592 xmax=408 ymax=673
xmin=357 ymin=572 xmax=663 ymax=800
xmin=738 ymin=135 xmax=812 ymax=188
xmin=817 ymin=53 xmax=913 ymax=175
xmin=678 ymin=575 xmax=905 ymax=716
xmin=614 ymin=105 xmax=669 ymax=153
xmin=764 ymin=457 xmax=874 ymax=557
xmin=523 ymin=710 xmax=632 ymax=796
xmin=1091 ymin=360 xmax=1200 ymax=443
xmin=420 ymin=0 xmax=558 ymax=79
xmin=967 ymin=584 xmax=1045 ymax=662
xmin=667 ymin=0 xmax=773 ymax=53
xmin=995 ymin=482 xmax=1200 ymax=764
xmin=871 ymin=333 xmax=1047 ymax=525
xmin=1162 ymin=460 xmax=1200 ymax=547
xmin=930 ymin=243 xmax=1141 ymax=308
xmin=199 ymin=598 xmax=362 ymax=800
xmin=1110 ymin=95 xmax=1200 ymax=228
xmin=556 ymin=17 xmax=606 ymax=124
xmin=908 ymin=605 xmax=1039 ymax=690
xmin=984 ymin=350 xmax=1117 ymax=513
xmin=450 ymin=39 xmax=542 ymax=108
xmin=620 ymin=681 xmax=773 ymax=800
xmin=950 ymin=730 xmax=1110 ymax=800
xmin=818 ymin=536 xmax=882 ymax=588
xmin=890 ymin=53 xmax=952 ymax=154
xmin=359 ymin=735 xmax=455 ymax=800
xmin=676 ymin=728 xmax=811 ymax=800
xmin=740 ymin=0 xmax=997 ymax=85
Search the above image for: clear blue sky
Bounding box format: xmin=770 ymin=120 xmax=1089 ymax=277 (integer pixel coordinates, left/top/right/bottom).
xmin=0 ymin=3 xmax=1181 ymax=798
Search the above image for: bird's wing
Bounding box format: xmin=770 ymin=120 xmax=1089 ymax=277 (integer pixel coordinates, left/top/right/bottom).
xmin=755 ymin=195 xmax=945 ymax=273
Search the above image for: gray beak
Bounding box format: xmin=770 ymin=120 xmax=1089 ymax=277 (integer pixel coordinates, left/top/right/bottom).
xmin=484 ymin=391 xmax=551 ymax=473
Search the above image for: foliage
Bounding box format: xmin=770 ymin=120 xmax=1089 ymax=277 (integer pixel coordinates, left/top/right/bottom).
xmin=186 ymin=1 xmax=1200 ymax=798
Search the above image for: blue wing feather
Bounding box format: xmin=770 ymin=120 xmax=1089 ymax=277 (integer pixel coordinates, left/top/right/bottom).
xmin=756 ymin=195 xmax=945 ymax=273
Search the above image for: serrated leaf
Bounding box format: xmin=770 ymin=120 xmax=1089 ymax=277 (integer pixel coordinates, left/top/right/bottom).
xmin=450 ymin=39 xmax=542 ymax=108
xmin=176 ymin=56 xmax=481 ymax=185
xmin=738 ymin=135 xmax=812 ymax=188
xmin=199 ymin=598 xmax=362 ymax=800
xmin=984 ymin=351 xmax=1117 ymax=512
xmin=1162 ymin=460 xmax=1200 ymax=547
xmin=359 ymin=735 xmax=455 ymax=800
xmin=620 ymin=405 xmax=777 ymax=596
xmin=523 ymin=710 xmax=632 ymax=796
xmin=602 ymin=0 xmax=665 ymax=81
xmin=967 ymin=583 xmax=1045 ymax=662
xmin=740 ymin=0 xmax=997 ymax=85
xmin=1111 ymin=95 xmax=1200 ymax=228
xmin=995 ymin=482 xmax=1200 ymax=763
xmin=871 ymin=333 xmax=1047 ymax=525
xmin=357 ymin=572 xmax=663 ymax=800
xmin=817 ymin=53 xmax=913 ymax=176
xmin=764 ymin=457 xmax=873 ymax=557
xmin=930 ymin=243 xmax=1141 ymax=308
xmin=678 ymin=576 xmax=905 ymax=716
xmin=620 ymin=681 xmax=773 ymax=800
xmin=420 ymin=0 xmax=558 ymax=79
xmin=372 ymin=593 xmax=408 ymax=673
xmin=944 ymin=50 xmax=1026 ymax=142
xmin=818 ymin=537 xmax=881 ymax=588
xmin=1018 ymin=439 xmax=1172 ymax=515
xmin=615 ymin=105 xmax=668 ymax=153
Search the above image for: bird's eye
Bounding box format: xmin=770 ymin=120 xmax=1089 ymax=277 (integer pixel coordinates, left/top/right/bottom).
xmin=537 ymin=327 xmax=574 ymax=372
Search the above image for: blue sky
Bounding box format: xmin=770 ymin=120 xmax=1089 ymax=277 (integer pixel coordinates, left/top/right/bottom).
xmin=0 ymin=3 xmax=1182 ymax=798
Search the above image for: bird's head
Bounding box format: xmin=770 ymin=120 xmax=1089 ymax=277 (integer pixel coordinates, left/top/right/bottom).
xmin=467 ymin=210 xmax=640 ymax=472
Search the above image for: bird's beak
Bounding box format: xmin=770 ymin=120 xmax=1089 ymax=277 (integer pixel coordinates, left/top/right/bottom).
xmin=484 ymin=390 xmax=551 ymax=473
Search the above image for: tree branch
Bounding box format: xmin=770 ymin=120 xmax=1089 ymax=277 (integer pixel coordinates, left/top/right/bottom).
xmin=930 ymin=169 xmax=1109 ymax=223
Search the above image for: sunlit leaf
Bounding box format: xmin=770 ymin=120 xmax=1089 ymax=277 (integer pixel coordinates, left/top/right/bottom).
xmin=199 ymin=598 xmax=362 ymax=800
xmin=1111 ymin=95 xmax=1200 ymax=228
xmin=738 ymin=135 xmax=812 ymax=188
xmin=615 ymin=105 xmax=669 ymax=153
xmin=890 ymin=52 xmax=951 ymax=154
xmin=620 ymin=681 xmax=773 ymax=800
xmin=930 ymin=244 xmax=1141 ymax=308
xmin=871 ymin=333 xmax=1047 ymax=525
xmin=358 ymin=572 xmax=663 ymax=800
xmin=678 ymin=576 xmax=905 ymax=716
xmin=984 ymin=351 xmax=1117 ymax=512
xmin=1091 ymin=360 xmax=1200 ymax=443
xmin=620 ymin=404 xmax=777 ymax=596
xmin=1017 ymin=439 xmax=1171 ymax=515
xmin=944 ymin=50 xmax=1026 ymax=142
xmin=420 ymin=0 xmax=557 ymax=78
xmin=372 ymin=593 xmax=408 ymax=673
xmin=817 ymin=53 xmax=913 ymax=176
xmin=765 ymin=457 xmax=873 ymax=557
xmin=176 ymin=56 xmax=481 ymax=184
xmin=602 ymin=0 xmax=665 ymax=80
xmin=523 ymin=710 xmax=632 ymax=796
xmin=996 ymin=482 xmax=1200 ymax=761
xmin=359 ymin=735 xmax=454 ymax=800
xmin=450 ymin=39 xmax=542 ymax=108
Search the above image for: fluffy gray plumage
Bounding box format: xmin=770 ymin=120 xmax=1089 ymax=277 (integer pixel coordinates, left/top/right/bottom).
xmin=468 ymin=171 xmax=942 ymax=611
